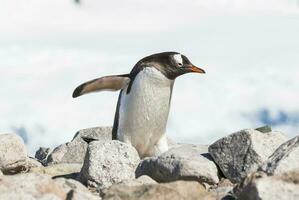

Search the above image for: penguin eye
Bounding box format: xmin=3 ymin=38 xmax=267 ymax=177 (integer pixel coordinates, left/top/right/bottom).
xmin=178 ymin=63 xmax=183 ymax=67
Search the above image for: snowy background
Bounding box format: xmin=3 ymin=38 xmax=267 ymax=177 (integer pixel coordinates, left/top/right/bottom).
xmin=0 ymin=0 xmax=299 ymax=155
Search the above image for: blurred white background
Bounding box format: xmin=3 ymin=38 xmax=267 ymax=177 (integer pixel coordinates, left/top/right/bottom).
xmin=0 ymin=0 xmax=299 ymax=155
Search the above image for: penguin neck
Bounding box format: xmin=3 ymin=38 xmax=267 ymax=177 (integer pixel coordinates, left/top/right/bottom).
xmin=137 ymin=66 xmax=175 ymax=88
xmin=123 ymin=67 xmax=175 ymax=109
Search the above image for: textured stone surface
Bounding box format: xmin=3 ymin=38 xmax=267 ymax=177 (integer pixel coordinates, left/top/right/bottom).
xmin=261 ymin=136 xmax=299 ymax=175
xmin=0 ymin=173 xmax=66 ymax=200
xmin=237 ymin=170 xmax=299 ymax=200
xmin=116 ymin=175 xmax=157 ymax=187
xmin=102 ymin=180 xmax=215 ymax=200
xmin=255 ymin=125 xmax=272 ymax=133
xmin=0 ymin=133 xmax=28 ymax=174
xmin=35 ymin=147 xmax=51 ymax=165
xmin=30 ymin=163 xmax=82 ymax=178
xmin=54 ymin=178 xmax=100 ymax=200
xmin=0 ymin=172 xmax=99 ymax=200
xmin=136 ymin=144 xmax=219 ymax=185
xmin=46 ymin=127 xmax=112 ymax=165
xmin=79 ymin=140 xmax=140 ymax=189
xmin=72 ymin=126 xmax=112 ymax=143
xmin=209 ymin=178 xmax=235 ymax=200
xmin=26 ymin=157 xmax=43 ymax=169
xmin=209 ymin=128 xmax=288 ymax=183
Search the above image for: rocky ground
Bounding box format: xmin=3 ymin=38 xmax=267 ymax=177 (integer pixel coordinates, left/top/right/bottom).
xmin=0 ymin=126 xmax=299 ymax=200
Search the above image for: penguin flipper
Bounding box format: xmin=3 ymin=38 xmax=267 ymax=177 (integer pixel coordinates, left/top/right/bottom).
xmin=72 ymin=74 xmax=130 ymax=98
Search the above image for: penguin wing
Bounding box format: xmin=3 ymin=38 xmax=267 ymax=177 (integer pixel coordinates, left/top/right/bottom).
xmin=72 ymin=74 xmax=130 ymax=98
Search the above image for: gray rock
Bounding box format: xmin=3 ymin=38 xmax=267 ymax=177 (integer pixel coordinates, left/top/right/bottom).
xmin=54 ymin=178 xmax=100 ymax=200
xmin=261 ymin=135 xmax=299 ymax=175
xmin=27 ymin=157 xmax=43 ymax=168
xmin=136 ymin=144 xmax=220 ymax=185
xmin=35 ymin=147 xmax=51 ymax=165
xmin=101 ymin=180 xmax=215 ymax=200
xmin=165 ymin=143 xmax=209 ymax=155
xmin=255 ymin=125 xmax=272 ymax=133
xmin=237 ymin=170 xmax=299 ymax=200
xmin=46 ymin=127 xmax=112 ymax=165
xmin=208 ymin=128 xmax=288 ymax=183
xmin=116 ymin=175 xmax=157 ymax=187
xmin=209 ymin=178 xmax=235 ymax=200
xmin=79 ymin=140 xmax=140 ymax=190
xmin=30 ymin=163 xmax=82 ymax=179
xmin=0 ymin=172 xmax=99 ymax=200
xmin=0 ymin=172 xmax=66 ymax=200
xmin=0 ymin=133 xmax=28 ymax=174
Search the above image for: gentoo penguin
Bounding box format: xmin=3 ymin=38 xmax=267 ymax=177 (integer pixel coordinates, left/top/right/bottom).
xmin=72 ymin=52 xmax=205 ymax=158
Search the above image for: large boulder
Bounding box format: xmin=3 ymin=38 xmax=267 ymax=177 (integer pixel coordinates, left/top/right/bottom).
xmin=0 ymin=133 xmax=28 ymax=174
xmin=208 ymin=128 xmax=288 ymax=183
xmin=236 ymin=170 xmax=299 ymax=200
xmin=79 ymin=140 xmax=140 ymax=190
xmin=261 ymin=136 xmax=299 ymax=175
xmin=101 ymin=180 xmax=215 ymax=200
xmin=46 ymin=127 xmax=112 ymax=165
xmin=136 ymin=144 xmax=220 ymax=185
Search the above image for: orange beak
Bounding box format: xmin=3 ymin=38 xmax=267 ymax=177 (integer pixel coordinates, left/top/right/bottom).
xmin=185 ymin=65 xmax=206 ymax=74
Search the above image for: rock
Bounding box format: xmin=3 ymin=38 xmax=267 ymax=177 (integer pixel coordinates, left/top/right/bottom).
xmin=27 ymin=157 xmax=43 ymax=168
xmin=236 ymin=170 xmax=299 ymax=200
xmin=46 ymin=127 xmax=112 ymax=165
xmin=209 ymin=178 xmax=235 ymax=200
xmin=255 ymin=125 xmax=272 ymax=133
xmin=98 ymin=175 xmax=157 ymax=195
xmin=73 ymin=126 xmax=112 ymax=142
xmin=208 ymin=128 xmax=288 ymax=183
xmin=0 ymin=173 xmax=66 ymax=200
xmin=102 ymin=180 xmax=215 ymax=200
xmin=116 ymin=175 xmax=157 ymax=187
xmin=0 ymin=133 xmax=28 ymax=174
xmin=261 ymin=136 xmax=299 ymax=175
xmin=165 ymin=143 xmax=209 ymax=155
xmin=79 ymin=140 xmax=140 ymax=189
xmin=0 ymin=170 xmax=3 ymax=176
xmin=0 ymin=172 xmax=99 ymax=200
xmin=35 ymin=147 xmax=51 ymax=165
xmin=35 ymin=147 xmax=51 ymax=160
xmin=54 ymin=178 xmax=100 ymax=200
xmin=30 ymin=163 xmax=82 ymax=178
xmin=136 ymin=144 xmax=220 ymax=185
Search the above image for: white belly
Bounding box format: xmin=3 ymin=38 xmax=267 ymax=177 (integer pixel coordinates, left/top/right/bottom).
xmin=117 ymin=67 xmax=173 ymax=157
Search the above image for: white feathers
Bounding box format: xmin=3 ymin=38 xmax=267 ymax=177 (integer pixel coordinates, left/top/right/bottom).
xmin=173 ymin=53 xmax=183 ymax=66
xmin=117 ymin=67 xmax=174 ymax=157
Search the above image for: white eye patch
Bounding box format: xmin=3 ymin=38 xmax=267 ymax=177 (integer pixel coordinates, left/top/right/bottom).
xmin=173 ymin=54 xmax=183 ymax=66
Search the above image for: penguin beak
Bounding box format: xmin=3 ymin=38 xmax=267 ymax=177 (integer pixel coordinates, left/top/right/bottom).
xmin=184 ymin=64 xmax=205 ymax=74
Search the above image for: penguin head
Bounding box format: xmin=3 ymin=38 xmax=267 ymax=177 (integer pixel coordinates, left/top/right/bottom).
xmin=138 ymin=52 xmax=205 ymax=79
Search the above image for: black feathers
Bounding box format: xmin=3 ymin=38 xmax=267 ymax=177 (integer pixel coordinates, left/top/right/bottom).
xmin=72 ymin=82 xmax=87 ymax=98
